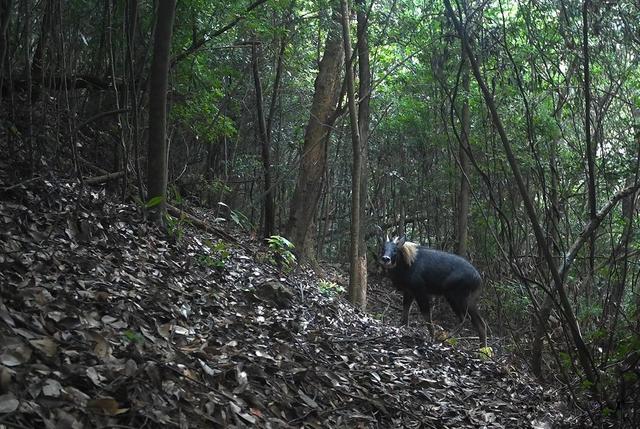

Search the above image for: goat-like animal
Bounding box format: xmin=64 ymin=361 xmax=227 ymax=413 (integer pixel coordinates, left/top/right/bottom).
xmin=380 ymin=236 xmax=487 ymax=346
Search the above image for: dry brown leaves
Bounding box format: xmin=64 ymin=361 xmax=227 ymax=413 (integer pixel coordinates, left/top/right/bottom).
xmin=0 ymin=177 xmax=579 ymax=428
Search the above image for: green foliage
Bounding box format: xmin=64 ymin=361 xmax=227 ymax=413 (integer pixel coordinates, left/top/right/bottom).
xmin=145 ymin=196 xmax=164 ymax=208
xmin=623 ymin=371 xmax=638 ymax=385
xmin=122 ymin=330 xmax=144 ymax=344
xmin=558 ymin=352 xmax=572 ymax=370
xmin=209 ymin=178 xmax=231 ymax=196
xmin=171 ymin=90 xmax=236 ymax=143
xmin=601 ymin=407 xmax=614 ymax=418
xmin=492 ymin=281 xmax=531 ymax=320
xmin=445 ymin=337 xmax=458 ymax=347
xmin=198 ymin=239 xmax=231 ymax=269
xmin=165 ymin=212 xmax=189 ymax=242
xmin=370 ymin=312 xmax=385 ymax=321
xmin=587 ymin=328 xmax=607 ymax=343
xmin=266 ymin=235 xmax=296 ymax=272
xmin=580 ymin=379 xmax=594 ymax=391
xmin=229 ymin=209 xmax=253 ymax=231
xmin=612 ymin=335 xmax=640 ymax=362
xmin=317 ymin=280 xmax=345 ymax=297
xmin=478 ymin=346 xmax=494 ymax=360
xmin=168 ymin=185 xmax=183 ymax=205
xmin=578 ymin=302 xmax=601 ymax=325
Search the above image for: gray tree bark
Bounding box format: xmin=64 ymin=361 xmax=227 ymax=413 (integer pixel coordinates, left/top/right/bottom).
xmin=287 ymin=5 xmax=344 ymax=263
xmin=146 ymin=0 xmax=176 ymax=226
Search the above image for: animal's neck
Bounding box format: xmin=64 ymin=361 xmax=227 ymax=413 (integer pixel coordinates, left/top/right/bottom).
xmin=400 ymin=242 xmax=419 ymax=266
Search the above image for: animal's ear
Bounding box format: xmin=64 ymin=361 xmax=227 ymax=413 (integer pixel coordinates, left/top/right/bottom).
xmin=397 ymin=236 xmax=406 ymax=247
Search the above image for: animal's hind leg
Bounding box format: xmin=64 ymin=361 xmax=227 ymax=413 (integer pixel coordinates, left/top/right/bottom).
xmin=444 ymin=294 xmax=471 ymax=339
xmin=415 ymin=294 xmax=435 ymax=338
xmin=468 ymin=305 xmax=487 ymax=346
xmin=446 ymin=293 xmax=487 ymax=345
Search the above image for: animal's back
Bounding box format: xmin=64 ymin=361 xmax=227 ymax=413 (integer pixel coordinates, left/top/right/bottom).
xmin=402 ymin=246 xmax=481 ymax=295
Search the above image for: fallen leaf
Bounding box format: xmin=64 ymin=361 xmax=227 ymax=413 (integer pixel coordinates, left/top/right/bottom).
xmin=86 ymin=367 xmax=104 ymax=386
xmin=157 ymin=322 xmax=172 ymax=339
xmin=87 ymin=397 xmax=129 ymax=416
xmin=42 ymin=378 xmax=63 ymax=397
xmin=0 ymin=340 xmax=32 ymax=367
xmin=0 ymin=366 xmax=12 ymax=390
xmin=298 ymin=390 xmax=318 ymax=408
xmin=90 ymin=333 xmax=112 ymax=360
xmin=0 ymin=393 xmax=19 ymax=413
xmin=29 ymin=337 xmax=58 ymax=358
xmin=101 ymin=315 xmax=118 ymax=325
xmin=62 ymin=386 xmax=90 ymax=406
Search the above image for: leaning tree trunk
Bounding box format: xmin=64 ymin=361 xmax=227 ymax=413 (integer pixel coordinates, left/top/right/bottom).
xmin=444 ymin=0 xmax=600 ymax=395
xmin=286 ymin=6 xmax=344 ymax=264
xmin=146 ymin=0 xmax=176 ymax=227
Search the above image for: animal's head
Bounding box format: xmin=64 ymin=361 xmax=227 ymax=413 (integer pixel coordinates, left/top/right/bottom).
xmin=380 ymin=236 xmax=407 ymax=269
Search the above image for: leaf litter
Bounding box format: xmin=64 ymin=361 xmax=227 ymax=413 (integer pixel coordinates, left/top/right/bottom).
xmin=0 ymin=177 xmax=581 ymax=428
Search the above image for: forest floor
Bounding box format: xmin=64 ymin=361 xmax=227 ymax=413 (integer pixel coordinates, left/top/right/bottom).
xmin=0 ymin=170 xmax=583 ymax=428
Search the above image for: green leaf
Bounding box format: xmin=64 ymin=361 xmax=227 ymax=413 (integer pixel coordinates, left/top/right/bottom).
xmin=478 ymin=346 xmax=494 ymax=360
xmin=145 ymin=196 xmax=164 ymax=208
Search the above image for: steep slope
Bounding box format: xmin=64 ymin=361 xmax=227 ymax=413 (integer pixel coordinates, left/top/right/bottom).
xmin=0 ymin=177 xmax=578 ymax=428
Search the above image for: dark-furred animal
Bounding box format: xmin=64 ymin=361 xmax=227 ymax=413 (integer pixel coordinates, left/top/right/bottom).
xmin=380 ymin=236 xmax=487 ymax=346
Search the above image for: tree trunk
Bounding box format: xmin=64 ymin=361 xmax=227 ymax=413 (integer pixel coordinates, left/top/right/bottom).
xmin=23 ymin=0 xmax=33 ymax=173
xmin=252 ymin=42 xmax=275 ymax=238
xmin=287 ymin=6 xmax=344 ymax=263
xmin=126 ymin=0 xmax=144 ymax=203
xmin=582 ymin=0 xmax=596 ymax=272
xmin=354 ymin=0 xmax=371 ymax=309
xmin=341 ymin=0 xmax=365 ymax=309
xmin=0 ymin=0 xmax=11 ymax=86
xmin=455 ymin=48 xmax=471 ymax=257
xmin=146 ymin=0 xmax=176 ymax=226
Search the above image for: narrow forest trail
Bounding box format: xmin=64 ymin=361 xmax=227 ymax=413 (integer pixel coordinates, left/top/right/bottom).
xmin=0 ymin=178 xmax=579 ymax=428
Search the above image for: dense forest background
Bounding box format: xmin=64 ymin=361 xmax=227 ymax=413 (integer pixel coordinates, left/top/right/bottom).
xmin=1 ymin=0 xmax=639 ymax=422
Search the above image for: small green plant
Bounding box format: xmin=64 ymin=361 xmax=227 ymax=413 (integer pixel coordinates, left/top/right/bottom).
xmin=601 ymin=407 xmax=614 ymax=418
xmin=477 ymin=346 xmax=494 ymax=360
xmin=445 ymin=337 xmax=458 ymax=346
xmin=229 ymin=208 xmax=252 ymax=230
xmin=266 ymin=235 xmax=296 ymax=272
xmin=165 ymin=212 xmax=187 ymax=241
xmin=123 ymin=330 xmax=144 ymax=344
xmin=198 ymin=239 xmax=231 ymax=269
xmin=145 ymin=195 xmax=164 ymax=208
xmin=318 ymin=280 xmax=345 ymax=297
xmin=209 ymin=178 xmax=231 ymax=196
xmin=168 ymin=184 xmax=183 ymax=205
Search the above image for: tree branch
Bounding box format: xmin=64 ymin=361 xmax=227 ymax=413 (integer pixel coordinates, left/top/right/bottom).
xmin=170 ymin=0 xmax=269 ymax=68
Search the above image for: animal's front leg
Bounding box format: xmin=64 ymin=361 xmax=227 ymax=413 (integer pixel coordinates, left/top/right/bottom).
xmin=401 ymin=292 xmax=414 ymax=326
xmin=415 ymin=294 xmax=434 ymax=338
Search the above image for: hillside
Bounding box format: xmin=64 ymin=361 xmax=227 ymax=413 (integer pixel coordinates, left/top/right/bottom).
xmin=0 ymin=175 xmax=579 ymax=428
